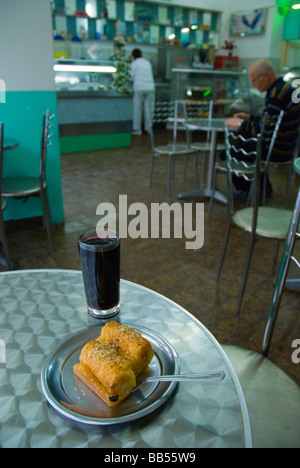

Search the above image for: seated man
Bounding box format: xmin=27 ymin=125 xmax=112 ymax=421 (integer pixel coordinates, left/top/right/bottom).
xmin=226 ymin=59 xmax=300 ymax=198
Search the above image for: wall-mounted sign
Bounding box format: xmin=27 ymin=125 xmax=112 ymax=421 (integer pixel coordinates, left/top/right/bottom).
xmin=230 ymin=8 xmax=267 ymax=37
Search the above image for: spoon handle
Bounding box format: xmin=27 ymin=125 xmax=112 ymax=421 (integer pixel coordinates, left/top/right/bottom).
xmin=145 ymin=371 xmax=225 ymax=383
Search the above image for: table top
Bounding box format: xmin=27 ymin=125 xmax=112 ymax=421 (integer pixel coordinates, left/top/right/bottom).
xmin=3 ymin=137 xmax=19 ymax=150
xmin=184 ymin=118 xmax=226 ymax=132
xmin=294 ymin=158 xmax=300 ymax=176
xmin=0 ymin=269 xmax=252 ymax=448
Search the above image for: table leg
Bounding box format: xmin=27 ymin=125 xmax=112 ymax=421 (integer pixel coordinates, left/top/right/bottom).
xmin=178 ymin=129 xmax=227 ymax=203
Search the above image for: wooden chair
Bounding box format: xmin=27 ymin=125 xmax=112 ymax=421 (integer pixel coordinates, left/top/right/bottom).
xmin=2 ymin=110 xmax=54 ymax=251
xmin=0 ymin=123 xmax=12 ymax=270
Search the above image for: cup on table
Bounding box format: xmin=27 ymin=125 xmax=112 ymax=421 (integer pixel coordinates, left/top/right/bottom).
xmin=78 ymin=229 xmax=120 ymax=319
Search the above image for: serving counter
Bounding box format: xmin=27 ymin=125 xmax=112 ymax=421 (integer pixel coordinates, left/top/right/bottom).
xmin=55 ymin=59 xmax=133 ymax=153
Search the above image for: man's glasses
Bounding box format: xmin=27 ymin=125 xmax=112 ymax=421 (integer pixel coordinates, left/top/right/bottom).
xmin=251 ymin=74 xmax=264 ymax=85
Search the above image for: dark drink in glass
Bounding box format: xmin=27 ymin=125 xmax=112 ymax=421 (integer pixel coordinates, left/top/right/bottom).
xmin=78 ymin=230 xmax=120 ymax=318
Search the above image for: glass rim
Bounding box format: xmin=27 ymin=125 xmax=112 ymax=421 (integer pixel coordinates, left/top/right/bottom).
xmin=78 ymin=229 xmax=120 ymax=252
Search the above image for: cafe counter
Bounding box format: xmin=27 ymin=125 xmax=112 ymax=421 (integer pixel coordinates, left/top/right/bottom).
xmin=55 ymin=59 xmax=132 ymax=153
xmin=57 ymin=89 xmax=132 ymax=154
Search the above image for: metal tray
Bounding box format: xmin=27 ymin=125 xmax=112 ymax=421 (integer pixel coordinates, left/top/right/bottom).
xmin=41 ymin=324 xmax=180 ymax=425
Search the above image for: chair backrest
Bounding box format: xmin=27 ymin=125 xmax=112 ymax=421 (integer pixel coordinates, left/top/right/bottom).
xmin=224 ymin=111 xmax=283 ymax=215
xmin=172 ymin=99 xmax=213 ymax=146
xmin=40 ymin=109 xmax=52 ymax=185
xmin=224 ymin=127 xmax=260 ymax=215
xmin=263 ymin=109 xmax=285 ymax=167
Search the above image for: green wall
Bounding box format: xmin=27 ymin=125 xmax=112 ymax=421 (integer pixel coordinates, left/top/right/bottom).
xmin=1 ymin=91 xmax=64 ymax=224
xmin=283 ymin=7 xmax=300 ymax=40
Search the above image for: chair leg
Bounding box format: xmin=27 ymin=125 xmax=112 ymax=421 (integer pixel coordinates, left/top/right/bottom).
xmin=208 ymin=165 xmax=217 ymax=216
xmin=40 ymin=189 xmax=53 ymax=253
xmin=272 ymin=240 xmax=280 ymax=276
xmin=193 ymin=152 xmax=199 ymax=188
xmin=262 ymin=187 xmax=300 ymax=356
xmin=149 ymin=153 xmax=155 ymax=188
xmin=216 ymin=218 xmax=231 ymax=282
xmin=0 ymin=211 xmax=12 ymax=270
xmin=167 ymin=154 xmax=173 ymax=198
xmin=200 ymin=151 xmax=208 ymax=190
xmin=236 ymin=230 xmax=256 ymax=315
xmin=183 ymin=155 xmax=189 ymax=182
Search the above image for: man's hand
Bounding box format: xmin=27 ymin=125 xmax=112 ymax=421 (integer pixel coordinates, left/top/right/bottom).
xmin=233 ymin=112 xmax=250 ymax=120
xmin=226 ymin=117 xmax=243 ymax=128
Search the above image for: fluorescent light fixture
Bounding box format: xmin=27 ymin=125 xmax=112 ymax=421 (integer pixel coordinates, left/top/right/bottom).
xmin=181 ymin=27 xmax=190 ymax=33
xmin=292 ymin=3 xmax=300 ymax=8
xmin=54 ymin=64 xmax=116 ymax=73
xmin=168 ymin=33 xmax=176 ymax=40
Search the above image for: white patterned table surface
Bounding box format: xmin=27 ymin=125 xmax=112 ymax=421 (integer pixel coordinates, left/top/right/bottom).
xmin=0 ymin=270 xmax=252 ymax=448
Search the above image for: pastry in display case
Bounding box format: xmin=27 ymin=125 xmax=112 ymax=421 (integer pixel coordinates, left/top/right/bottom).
xmin=171 ymin=68 xmax=253 ymax=117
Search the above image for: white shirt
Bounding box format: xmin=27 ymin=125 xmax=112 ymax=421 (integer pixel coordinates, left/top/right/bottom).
xmin=131 ymin=57 xmax=155 ymax=92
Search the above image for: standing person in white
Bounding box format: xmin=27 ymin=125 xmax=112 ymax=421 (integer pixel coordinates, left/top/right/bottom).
xmin=131 ymin=49 xmax=155 ymax=135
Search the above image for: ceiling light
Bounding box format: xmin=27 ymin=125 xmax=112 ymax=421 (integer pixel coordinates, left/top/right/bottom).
xmin=181 ymin=27 xmax=190 ymax=33
xmin=292 ymin=3 xmax=300 ymax=8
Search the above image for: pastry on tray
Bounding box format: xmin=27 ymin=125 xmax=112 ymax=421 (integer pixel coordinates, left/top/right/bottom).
xmin=73 ymin=321 xmax=154 ymax=407
xmin=99 ymin=321 xmax=154 ymax=376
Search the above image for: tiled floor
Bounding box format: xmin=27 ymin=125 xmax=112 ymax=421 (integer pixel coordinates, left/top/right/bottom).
xmin=3 ymin=129 xmax=300 ymax=386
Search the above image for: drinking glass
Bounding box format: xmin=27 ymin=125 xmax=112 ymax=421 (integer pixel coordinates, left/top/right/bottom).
xmin=78 ymin=229 xmax=120 ymax=318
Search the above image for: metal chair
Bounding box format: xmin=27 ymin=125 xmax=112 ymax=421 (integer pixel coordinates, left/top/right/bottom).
xmin=2 ymin=110 xmax=54 ymax=252
xmin=208 ymin=110 xmax=284 ymax=215
xmin=149 ymin=101 xmax=199 ymax=198
xmin=0 ymin=123 xmax=12 ymax=270
xmin=261 ymin=158 xmax=300 ymax=357
xmin=217 ymin=112 xmax=295 ymax=315
xmin=261 ymin=127 xmax=300 ymax=208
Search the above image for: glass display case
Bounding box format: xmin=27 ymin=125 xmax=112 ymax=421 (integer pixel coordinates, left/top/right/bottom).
xmin=171 ymin=68 xmax=253 ymax=117
xmin=54 ymin=58 xmax=118 ymax=94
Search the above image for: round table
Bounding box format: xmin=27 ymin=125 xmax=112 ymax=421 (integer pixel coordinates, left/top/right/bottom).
xmin=0 ymin=269 xmax=252 ymax=448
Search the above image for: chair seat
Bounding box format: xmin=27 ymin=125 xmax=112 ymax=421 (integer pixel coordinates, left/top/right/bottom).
xmin=154 ymin=144 xmax=198 ymax=156
xmin=2 ymin=177 xmax=46 ymax=198
xmin=216 ymin=160 xmax=255 ymax=174
xmin=233 ymin=206 xmax=294 ymax=239
xmin=191 ymin=142 xmax=226 ymax=152
xmin=223 ymin=345 xmax=300 ymax=448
